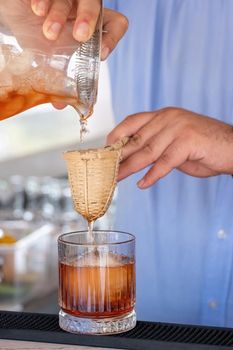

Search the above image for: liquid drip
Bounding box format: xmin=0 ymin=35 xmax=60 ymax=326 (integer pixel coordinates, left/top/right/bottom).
xmin=78 ymin=107 xmax=93 ymax=143
xmin=87 ymin=221 xmax=94 ymax=244
xmin=79 ymin=119 xmax=89 ymax=144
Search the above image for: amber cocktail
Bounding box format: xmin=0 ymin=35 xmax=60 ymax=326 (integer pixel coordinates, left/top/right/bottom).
xmin=58 ymin=230 xmax=136 ymax=335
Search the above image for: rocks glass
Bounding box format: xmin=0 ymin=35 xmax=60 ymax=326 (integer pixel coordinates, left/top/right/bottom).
xmin=58 ymin=230 xmax=136 ymax=335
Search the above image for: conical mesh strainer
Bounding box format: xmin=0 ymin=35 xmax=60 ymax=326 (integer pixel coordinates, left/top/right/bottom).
xmin=64 ymin=138 xmax=128 ymax=222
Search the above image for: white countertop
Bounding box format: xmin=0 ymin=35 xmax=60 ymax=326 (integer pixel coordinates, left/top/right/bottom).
xmin=0 ymin=340 xmax=119 ymax=350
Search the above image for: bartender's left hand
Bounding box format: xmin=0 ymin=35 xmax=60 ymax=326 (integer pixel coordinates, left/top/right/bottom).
xmin=107 ymin=107 xmax=233 ymax=188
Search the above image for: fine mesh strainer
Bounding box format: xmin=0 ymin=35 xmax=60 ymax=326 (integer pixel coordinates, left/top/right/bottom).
xmin=75 ymin=0 xmax=103 ymax=119
xmin=64 ymin=138 xmax=128 ymax=222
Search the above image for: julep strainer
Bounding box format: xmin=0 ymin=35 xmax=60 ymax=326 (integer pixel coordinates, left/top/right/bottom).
xmin=75 ymin=0 xmax=103 ymax=119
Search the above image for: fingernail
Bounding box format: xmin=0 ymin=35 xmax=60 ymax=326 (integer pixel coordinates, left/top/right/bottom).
xmin=36 ymin=1 xmax=46 ymax=16
xmin=101 ymin=46 xmax=110 ymax=60
xmin=75 ymin=22 xmax=90 ymax=42
xmin=137 ymin=179 xmax=145 ymax=188
xmin=47 ymin=22 xmax=62 ymax=39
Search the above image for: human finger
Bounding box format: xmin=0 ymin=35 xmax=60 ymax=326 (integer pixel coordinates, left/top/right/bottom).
xmin=73 ymin=0 xmax=101 ymax=42
xmin=120 ymin=120 xmax=173 ymax=161
xmin=31 ymin=0 xmax=50 ymax=17
xmin=52 ymin=102 xmax=66 ymax=109
xmin=101 ymin=9 xmax=128 ymax=60
xmin=179 ymin=160 xmax=217 ymax=178
xmin=107 ymin=112 xmax=154 ymax=145
xmin=118 ymin=129 xmax=175 ymax=181
xmin=42 ymin=0 xmax=73 ymax=40
xmin=137 ymin=140 xmax=189 ymax=188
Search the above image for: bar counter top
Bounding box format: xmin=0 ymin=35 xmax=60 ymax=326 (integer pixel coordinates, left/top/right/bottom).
xmin=1 ymin=310 xmax=233 ymax=350
xmin=0 ymin=340 xmax=117 ymax=350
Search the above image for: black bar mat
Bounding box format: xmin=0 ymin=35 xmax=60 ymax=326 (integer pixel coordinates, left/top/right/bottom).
xmin=1 ymin=311 xmax=233 ymax=349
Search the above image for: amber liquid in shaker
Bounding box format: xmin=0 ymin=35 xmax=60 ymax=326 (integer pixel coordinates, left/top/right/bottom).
xmin=0 ymin=90 xmax=79 ymax=121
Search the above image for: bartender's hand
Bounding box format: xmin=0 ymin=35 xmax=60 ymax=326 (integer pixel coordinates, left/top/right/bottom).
xmin=31 ymin=0 xmax=128 ymax=60
xmin=0 ymin=1 xmax=127 ymax=60
xmin=107 ymin=107 xmax=233 ymax=188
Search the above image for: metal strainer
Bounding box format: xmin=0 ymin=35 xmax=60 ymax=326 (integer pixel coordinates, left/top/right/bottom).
xmin=64 ymin=138 xmax=128 ymax=222
xmin=75 ymin=0 xmax=103 ymax=119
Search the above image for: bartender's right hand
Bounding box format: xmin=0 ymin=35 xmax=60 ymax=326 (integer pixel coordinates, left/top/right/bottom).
xmin=31 ymin=0 xmax=128 ymax=61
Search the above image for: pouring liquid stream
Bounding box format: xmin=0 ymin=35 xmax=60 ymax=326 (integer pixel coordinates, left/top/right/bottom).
xmin=79 ymin=116 xmax=89 ymax=144
xmin=87 ymin=221 xmax=95 ymax=243
xmin=78 ymin=106 xmax=93 ymax=143
xmin=87 ymin=221 xmax=99 ymax=256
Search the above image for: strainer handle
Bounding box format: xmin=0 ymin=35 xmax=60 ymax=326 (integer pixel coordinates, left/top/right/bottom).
xmin=105 ymin=136 xmax=130 ymax=151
